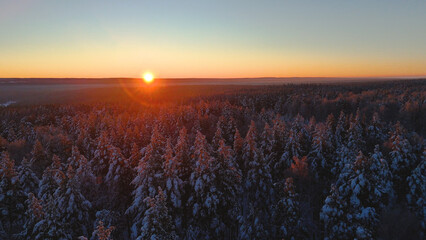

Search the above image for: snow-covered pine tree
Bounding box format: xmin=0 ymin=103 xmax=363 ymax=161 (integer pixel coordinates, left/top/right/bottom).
xmin=30 ymin=140 xmax=48 ymax=176
xmin=310 ymin=123 xmax=334 ymax=181
xmin=233 ymin=128 xmax=244 ymax=170
xmin=31 ymin=195 xmax=71 ymax=240
xmin=91 ymin=131 xmax=113 ymax=178
xmin=388 ymin=122 xmax=417 ymax=197
xmin=187 ymin=131 xmax=217 ymax=239
xmin=239 ymin=121 xmax=273 ymax=239
xmin=53 ymin=165 xmax=92 ymax=238
xmin=91 ymin=220 xmax=115 ymax=240
xmin=321 ymin=151 xmax=393 ymax=239
xmin=273 ymin=177 xmax=306 ymax=239
xmin=406 ymin=152 xmax=425 ymax=237
xmin=38 ymin=155 xmax=65 ymax=203
xmin=212 ymin=120 xmax=224 ymax=150
xmin=174 ymin=127 xmax=191 ymax=181
xmin=140 ymin=188 xmax=177 ymax=240
xmin=0 ymin=151 xmax=27 ymax=235
xmin=18 ymin=157 xmax=39 ymax=194
xmin=162 ymin=138 xmax=184 ymax=232
xmin=334 ymin=111 xmax=347 ymax=147
xmin=128 ymin=143 xmax=141 ymax=169
xmin=366 ymin=112 xmax=386 ymax=148
xmin=347 ymin=109 xmax=366 ymax=154
xmin=212 ymin=139 xmax=242 ymax=238
xmin=20 ymin=193 xmax=44 ymax=240
xmin=104 ymin=145 xmax=132 ymax=210
xmin=127 ymin=125 xmax=166 ymax=239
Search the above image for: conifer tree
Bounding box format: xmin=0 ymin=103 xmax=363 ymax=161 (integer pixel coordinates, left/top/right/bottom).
xmin=104 ymin=146 xmax=132 ymax=210
xmin=54 ymin=165 xmax=92 ymax=238
xmin=388 ymin=122 xmax=417 ymax=196
xmin=0 ymin=151 xmax=27 ymax=235
xmin=273 ymin=178 xmax=305 ymax=239
xmin=127 ymin=125 xmax=166 ymax=239
xmin=162 ymin=139 xmax=183 ymax=230
xmin=38 ymin=156 xmax=65 ymax=203
xmin=31 ymin=195 xmax=71 ymax=240
xmin=406 ymin=153 xmax=425 ymax=237
xmin=321 ymin=151 xmax=393 ymax=239
xmin=91 ymin=132 xmax=112 ymax=178
xmin=20 ymin=193 xmax=44 ymax=239
xmin=18 ymin=157 xmax=39 ymax=194
xmin=239 ymin=121 xmax=273 ymax=239
xmin=140 ymin=188 xmax=177 ymax=240
xmin=31 ymin=140 xmax=48 ymax=176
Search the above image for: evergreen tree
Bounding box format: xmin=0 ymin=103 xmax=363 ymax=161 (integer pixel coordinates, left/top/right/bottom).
xmin=388 ymin=122 xmax=417 ymax=196
xmin=104 ymin=146 xmax=132 ymax=210
xmin=321 ymin=151 xmax=393 ymax=239
xmin=31 ymin=195 xmax=71 ymax=240
xmin=38 ymin=156 xmax=65 ymax=203
xmin=310 ymin=123 xmax=334 ymax=181
xmin=187 ymin=131 xmax=217 ymax=238
xmin=139 ymin=188 xmax=177 ymax=240
xmin=239 ymin=121 xmax=273 ymax=239
xmin=0 ymin=151 xmax=27 ymax=235
xmin=54 ymin=165 xmax=92 ymax=238
xmin=18 ymin=157 xmax=39 ymax=194
xmin=91 ymin=132 xmax=113 ymax=178
xmin=31 ymin=140 xmax=48 ymax=176
xmin=127 ymin=125 xmax=166 ymax=239
xmin=162 ymin=139 xmax=183 ymax=231
xmin=20 ymin=193 xmax=44 ymax=240
xmin=273 ymin=178 xmax=306 ymax=239
xmin=406 ymin=152 xmax=425 ymax=237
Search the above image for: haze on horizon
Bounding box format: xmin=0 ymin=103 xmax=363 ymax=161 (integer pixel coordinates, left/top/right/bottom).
xmin=0 ymin=0 xmax=425 ymax=79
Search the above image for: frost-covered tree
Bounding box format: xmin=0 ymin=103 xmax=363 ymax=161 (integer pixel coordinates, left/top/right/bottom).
xmin=91 ymin=132 xmax=113 ymax=178
xmin=31 ymin=195 xmax=71 ymax=240
xmin=90 ymin=210 xmax=119 ymax=240
xmin=91 ymin=221 xmax=115 ymax=240
xmin=367 ymin=112 xmax=386 ymax=147
xmin=321 ymin=151 xmax=393 ymax=239
xmin=30 ymin=140 xmax=48 ymax=176
xmin=104 ymin=146 xmax=132 ymax=210
xmin=127 ymin=125 xmax=166 ymax=239
xmin=388 ymin=122 xmax=417 ymax=196
xmin=0 ymin=151 xmax=27 ymax=235
xmin=139 ymin=188 xmax=177 ymax=240
xmin=239 ymin=121 xmax=273 ymax=239
xmin=273 ymin=178 xmax=305 ymax=240
xmin=38 ymin=156 xmax=65 ymax=203
xmin=310 ymin=123 xmax=334 ymax=181
xmin=187 ymin=131 xmax=217 ymax=238
xmin=347 ymin=109 xmax=365 ymax=153
xmin=53 ymin=165 xmax=92 ymax=238
xmin=212 ymin=139 xmax=241 ymax=238
xmin=20 ymin=193 xmax=44 ymax=240
xmin=162 ymin=139 xmax=183 ymax=231
xmin=18 ymin=157 xmax=39 ymax=194
xmin=406 ymin=153 xmax=425 ymax=236
xmin=334 ymin=111 xmax=347 ymax=147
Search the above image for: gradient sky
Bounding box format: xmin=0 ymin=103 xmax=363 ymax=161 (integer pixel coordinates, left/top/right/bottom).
xmin=1 ymin=0 xmax=425 ymax=78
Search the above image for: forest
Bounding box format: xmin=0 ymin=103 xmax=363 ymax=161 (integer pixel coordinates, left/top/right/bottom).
xmin=0 ymin=80 xmax=425 ymax=239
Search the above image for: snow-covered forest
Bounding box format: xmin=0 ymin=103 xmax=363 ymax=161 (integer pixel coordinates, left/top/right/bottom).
xmin=0 ymin=80 xmax=425 ymax=239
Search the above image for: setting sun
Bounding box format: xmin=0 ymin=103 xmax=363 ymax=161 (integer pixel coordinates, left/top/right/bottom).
xmin=143 ymin=72 xmax=154 ymax=84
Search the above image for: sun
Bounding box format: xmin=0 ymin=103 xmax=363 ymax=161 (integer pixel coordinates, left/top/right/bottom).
xmin=143 ymin=72 xmax=154 ymax=84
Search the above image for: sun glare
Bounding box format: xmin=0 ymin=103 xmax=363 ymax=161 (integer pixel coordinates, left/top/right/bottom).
xmin=143 ymin=72 xmax=154 ymax=84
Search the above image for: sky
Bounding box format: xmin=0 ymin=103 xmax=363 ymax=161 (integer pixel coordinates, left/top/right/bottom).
xmin=0 ymin=0 xmax=425 ymax=78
